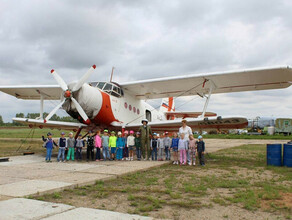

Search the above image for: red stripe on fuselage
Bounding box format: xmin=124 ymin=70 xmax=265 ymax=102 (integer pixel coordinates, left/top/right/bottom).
xmin=93 ymin=91 xmax=118 ymax=126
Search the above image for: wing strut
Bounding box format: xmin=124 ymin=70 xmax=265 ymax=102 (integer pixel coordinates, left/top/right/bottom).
xmin=40 ymin=94 xmax=44 ymax=120
xmin=200 ymin=80 xmax=215 ymax=118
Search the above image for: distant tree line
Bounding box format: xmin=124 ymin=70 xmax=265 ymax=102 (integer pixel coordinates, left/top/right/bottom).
xmin=0 ymin=113 xmax=78 ymax=126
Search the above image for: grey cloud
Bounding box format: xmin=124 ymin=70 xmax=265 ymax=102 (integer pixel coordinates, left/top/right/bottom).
xmin=0 ymin=0 xmax=292 ymax=122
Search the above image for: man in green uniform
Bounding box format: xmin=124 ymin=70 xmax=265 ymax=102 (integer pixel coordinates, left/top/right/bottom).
xmin=138 ymin=119 xmax=153 ymax=160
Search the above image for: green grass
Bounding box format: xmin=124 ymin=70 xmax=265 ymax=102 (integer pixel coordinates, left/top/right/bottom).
xmin=0 ymin=139 xmax=45 ymax=157
xmin=0 ymin=127 xmax=72 ymax=138
xmin=203 ymin=133 xmax=291 ymax=140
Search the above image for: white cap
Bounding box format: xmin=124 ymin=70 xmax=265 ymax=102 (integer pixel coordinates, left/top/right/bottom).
xmin=118 ymin=131 xmax=122 ymax=135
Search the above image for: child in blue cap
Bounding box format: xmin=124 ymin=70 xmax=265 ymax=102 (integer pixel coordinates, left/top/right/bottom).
xmin=42 ymin=132 xmax=57 ymax=162
xmin=196 ymin=136 xmax=205 ymax=166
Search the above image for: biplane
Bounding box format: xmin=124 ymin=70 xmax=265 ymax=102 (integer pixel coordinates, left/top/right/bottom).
xmin=1 ymin=65 xmax=291 ymax=137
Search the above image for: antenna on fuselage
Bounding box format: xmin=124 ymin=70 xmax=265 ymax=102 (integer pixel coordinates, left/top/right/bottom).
xmin=110 ymin=66 xmax=115 ymax=82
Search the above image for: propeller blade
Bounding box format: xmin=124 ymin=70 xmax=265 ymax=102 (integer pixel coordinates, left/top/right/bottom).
xmin=71 ymin=97 xmax=90 ymax=124
xmin=72 ymin=64 xmax=96 ymax=92
xmin=51 ymin=69 xmax=68 ymax=91
xmin=44 ymin=99 xmax=66 ymax=123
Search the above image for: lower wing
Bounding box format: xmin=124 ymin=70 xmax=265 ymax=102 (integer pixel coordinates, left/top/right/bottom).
xmin=13 ymin=117 xmax=87 ymax=131
xmin=125 ymin=116 xmax=248 ymax=132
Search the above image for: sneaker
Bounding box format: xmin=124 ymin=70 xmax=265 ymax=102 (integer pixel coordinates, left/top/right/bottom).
xmin=96 ymin=159 xmax=99 ymax=161
xmin=193 ymin=162 xmax=196 ymax=166
xmin=122 ymin=158 xmax=124 ymax=161
xmin=49 ymin=160 xmax=52 ymax=163
xmin=172 ymin=161 xmax=176 ymax=164
xmin=188 ymin=162 xmax=192 ymax=166
xmin=62 ymin=160 xmax=65 ymax=163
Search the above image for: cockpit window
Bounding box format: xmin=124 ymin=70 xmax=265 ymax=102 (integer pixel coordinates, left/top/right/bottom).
xmin=89 ymin=82 xmax=98 ymax=87
xmin=103 ymin=83 xmax=112 ymax=92
xmin=97 ymin=82 xmax=105 ymax=90
xmin=90 ymin=81 xmax=124 ymax=97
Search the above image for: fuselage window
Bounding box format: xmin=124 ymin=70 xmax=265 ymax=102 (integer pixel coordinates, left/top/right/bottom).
xmin=137 ymin=109 xmax=140 ymax=114
xmin=129 ymin=105 xmax=132 ymax=111
xmin=124 ymin=102 xmax=128 ymax=109
xmin=133 ymin=107 xmax=136 ymax=113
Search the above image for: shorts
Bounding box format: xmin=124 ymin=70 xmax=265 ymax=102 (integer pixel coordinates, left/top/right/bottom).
xmin=128 ymin=145 xmax=135 ymax=151
xmin=172 ymin=147 xmax=178 ymax=152
xmin=111 ymin=147 xmax=117 ymax=154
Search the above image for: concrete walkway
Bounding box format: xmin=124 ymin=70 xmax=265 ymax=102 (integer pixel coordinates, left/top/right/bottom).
xmin=0 ymin=139 xmax=288 ymax=219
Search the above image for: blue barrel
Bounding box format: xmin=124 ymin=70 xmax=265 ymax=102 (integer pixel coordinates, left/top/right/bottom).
xmin=267 ymin=144 xmax=282 ymax=166
xmin=283 ymin=144 xmax=292 ymax=167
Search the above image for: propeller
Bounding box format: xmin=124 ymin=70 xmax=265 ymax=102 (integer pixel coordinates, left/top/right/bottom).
xmin=44 ymin=100 xmax=65 ymax=123
xmin=44 ymin=65 xmax=96 ymax=124
xmin=51 ymin=69 xmax=68 ymax=91
xmin=73 ymin=65 xmax=96 ymax=91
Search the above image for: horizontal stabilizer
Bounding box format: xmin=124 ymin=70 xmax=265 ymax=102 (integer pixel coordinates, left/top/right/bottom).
xmin=164 ymin=111 xmax=217 ymax=119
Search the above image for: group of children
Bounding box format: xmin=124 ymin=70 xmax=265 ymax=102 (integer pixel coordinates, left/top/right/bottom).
xmin=42 ymin=130 xmax=206 ymax=166
xmin=150 ymin=132 xmax=205 ymax=166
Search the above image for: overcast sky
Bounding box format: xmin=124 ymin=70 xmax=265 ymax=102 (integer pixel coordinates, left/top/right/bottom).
xmin=1 ymin=0 xmax=292 ymax=122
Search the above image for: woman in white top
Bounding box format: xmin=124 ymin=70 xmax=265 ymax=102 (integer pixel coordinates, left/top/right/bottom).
xmin=178 ymin=119 xmax=193 ymax=165
xmin=179 ymin=120 xmax=193 ymax=140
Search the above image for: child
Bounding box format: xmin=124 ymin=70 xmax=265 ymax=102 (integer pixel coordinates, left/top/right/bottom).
xmin=151 ymin=133 xmax=158 ymax=161
xmin=189 ymin=135 xmax=197 ymax=166
xmin=135 ymin=132 xmax=142 ymax=161
xmin=127 ymin=130 xmax=135 ymax=161
xmin=171 ymin=133 xmax=179 ymax=165
xmin=57 ymin=132 xmax=67 ymax=162
xmin=178 ymin=133 xmax=188 ymax=165
xmin=164 ymin=132 xmax=171 ymax=160
xmin=86 ymin=131 xmax=95 ymax=161
xmin=196 ymin=135 xmax=205 ymax=166
xmin=123 ymin=130 xmax=129 ymax=160
xmin=109 ymin=131 xmax=117 ymax=160
xmin=102 ymin=130 xmax=110 ymax=161
xmin=95 ymin=130 xmax=102 ymax=161
xmin=66 ymin=132 xmax=75 ymax=161
xmin=116 ymin=131 xmax=125 ymax=160
xmin=157 ymin=133 xmax=164 ymax=161
xmin=42 ymin=132 xmax=57 ymax=162
xmin=75 ymin=134 xmax=85 ymax=161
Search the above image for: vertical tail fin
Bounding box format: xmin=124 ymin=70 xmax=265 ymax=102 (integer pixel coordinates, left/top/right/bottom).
xmin=160 ymin=97 xmax=175 ymax=120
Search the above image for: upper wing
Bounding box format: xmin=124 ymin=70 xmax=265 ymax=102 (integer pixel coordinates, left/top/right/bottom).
xmin=0 ymin=85 xmax=62 ymax=100
xmin=13 ymin=117 xmax=87 ymax=130
xmin=120 ymin=66 xmax=292 ymax=99
xmin=125 ymin=116 xmax=248 ymax=132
